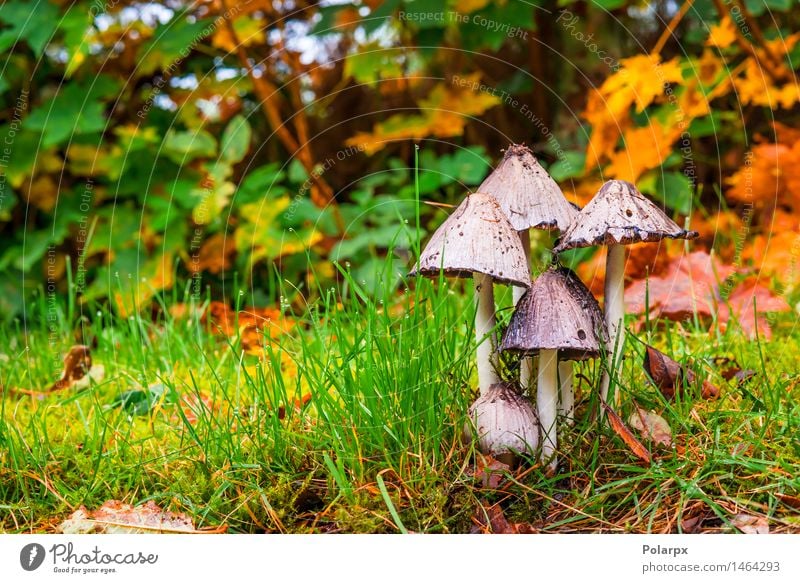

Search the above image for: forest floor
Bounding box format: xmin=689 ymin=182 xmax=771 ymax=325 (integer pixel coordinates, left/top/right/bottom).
xmin=1 ymin=277 xmax=799 ymax=534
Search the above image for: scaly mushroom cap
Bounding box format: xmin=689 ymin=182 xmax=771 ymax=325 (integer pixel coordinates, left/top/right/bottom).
xmin=465 ymin=382 xmax=539 ymax=458
xmin=409 ymin=192 xmax=530 ymax=287
xmin=552 ymin=180 xmax=698 ymax=253
xmin=501 ymin=266 xmax=608 ymax=360
xmin=479 ymin=144 xmax=579 ymax=232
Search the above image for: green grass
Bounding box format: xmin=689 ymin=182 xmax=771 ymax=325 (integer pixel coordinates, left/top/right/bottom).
xmin=1 ymin=268 xmax=799 ymax=533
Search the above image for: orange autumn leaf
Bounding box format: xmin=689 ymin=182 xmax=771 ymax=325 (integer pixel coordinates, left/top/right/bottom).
xmin=584 ymin=54 xmax=683 ymax=169
xmin=696 ymin=49 xmax=725 ymax=86
xmin=706 ymin=17 xmax=737 ymax=49
xmin=191 ymin=232 xmax=236 ymax=274
xmin=211 ymin=16 xmax=263 ymax=53
xmin=726 ymin=142 xmax=798 ymax=209
xmin=605 ymin=119 xmax=682 ymax=182
xmin=603 ymin=403 xmax=652 ymax=464
xmin=346 ymin=75 xmax=500 ymax=154
xmin=734 ymin=58 xmax=800 ymax=110
xmin=676 ymin=80 xmax=711 ymax=118
xmin=745 ymin=229 xmax=800 ymax=292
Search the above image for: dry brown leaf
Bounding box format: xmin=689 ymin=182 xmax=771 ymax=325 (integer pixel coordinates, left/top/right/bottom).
xmin=775 ymin=493 xmax=800 ymax=510
xmin=470 ymin=503 xmax=536 ymax=534
xmin=58 ymin=500 xmax=226 ymax=534
xmin=643 ymin=345 xmax=720 ymax=400
xmin=628 ymin=406 xmax=672 ymax=447
xmin=731 ymin=513 xmax=769 ymax=534
xmin=6 ymin=346 xmax=104 ymax=398
xmin=471 ymin=455 xmax=511 ymax=489
xmin=603 ymin=403 xmax=651 ymax=464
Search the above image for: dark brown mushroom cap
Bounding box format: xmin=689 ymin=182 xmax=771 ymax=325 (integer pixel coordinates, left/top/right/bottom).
xmin=408 ymin=192 xmax=530 ymax=287
xmin=500 ymin=266 xmax=608 ymax=360
xmin=479 ymin=144 xmax=579 ymax=232
xmin=552 ymin=180 xmax=698 ymax=253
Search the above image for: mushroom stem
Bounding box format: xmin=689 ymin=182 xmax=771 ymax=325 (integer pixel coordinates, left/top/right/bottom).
xmin=537 ymin=348 xmax=558 ymax=472
xmin=601 ymin=243 xmax=626 ymax=412
xmin=514 ymin=229 xmax=534 ymax=390
xmin=558 ymin=360 xmax=574 ymax=426
xmin=474 ymin=272 xmax=500 ymax=395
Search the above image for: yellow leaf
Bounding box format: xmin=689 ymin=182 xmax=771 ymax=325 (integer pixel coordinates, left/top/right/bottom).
xmin=706 ymin=17 xmax=737 ymax=49
xmin=601 ymin=54 xmax=684 ymax=113
xmin=605 ymin=119 xmax=682 ymax=182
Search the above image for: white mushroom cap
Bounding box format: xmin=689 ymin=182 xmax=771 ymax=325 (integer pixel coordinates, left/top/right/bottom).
xmin=409 ymin=192 xmax=530 ymax=287
xmin=501 ymin=266 xmax=608 ymax=360
xmin=465 ymin=382 xmax=539 ymax=459
xmin=553 ymin=180 xmax=698 ymax=253
xmin=479 ymin=144 xmax=579 ymax=232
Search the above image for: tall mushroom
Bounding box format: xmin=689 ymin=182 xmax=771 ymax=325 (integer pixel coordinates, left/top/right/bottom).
xmin=409 ymin=192 xmax=530 ymax=395
xmin=465 ymin=382 xmax=539 ymax=467
xmin=552 ymin=180 xmax=697 ymax=410
xmin=501 ymin=266 xmax=607 ymax=472
xmin=479 ymin=144 xmax=579 ymax=389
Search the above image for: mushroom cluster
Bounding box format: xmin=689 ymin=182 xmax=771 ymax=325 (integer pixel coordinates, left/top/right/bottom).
xmin=410 ymin=145 xmax=696 ymax=472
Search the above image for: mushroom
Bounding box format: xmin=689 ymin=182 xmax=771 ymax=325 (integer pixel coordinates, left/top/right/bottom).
xmin=553 ymin=180 xmax=697 ymax=411
xmin=501 ymin=266 xmax=607 ymax=472
xmin=479 ymin=144 xmax=579 ymax=388
xmin=464 ymin=382 xmax=539 ymax=467
xmin=409 ymin=192 xmax=530 ymax=395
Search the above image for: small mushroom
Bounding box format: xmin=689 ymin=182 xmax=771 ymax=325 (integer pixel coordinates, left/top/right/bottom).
xmin=553 ymin=180 xmax=697 ymax=411
xmin=464 ymin=382 xmax=540 ymax=467
xmin=479 ymin=144 xmax=579 ymax=389
xmin=501 ymin=266 xmax=607 ymax=472
xmin=479 ymin=144 xmax=578 ymax=233
xmin=409 ymin=192 xmax=530 ymax=395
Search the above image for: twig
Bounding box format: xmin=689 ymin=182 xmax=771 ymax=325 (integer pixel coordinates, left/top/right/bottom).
xmin=218 ymin=0 xmax=341 ymax=220
xmin=652 ymin=0 xmax=695 ymax=56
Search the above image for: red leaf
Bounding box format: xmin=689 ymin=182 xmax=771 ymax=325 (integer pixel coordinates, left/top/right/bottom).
xmin=626 ymin=251 xmax=734 ymax=320
xmin=718 ymin=279 xmax=790 ymax=339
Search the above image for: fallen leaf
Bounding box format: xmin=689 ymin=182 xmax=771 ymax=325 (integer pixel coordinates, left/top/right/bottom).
xmin=58 ymin=500 xmax=226 ymax=534
xmin=51 ymin=345 xmax=92 ymax=390
xmin=732 ymin=369 xmax=757 ymax=385
xmin=175 ymin=394 xmax=214 ymax=425
xmin=775 ymin=493 xmax=800 ymax=510
xmin=628 ymin=406 xmax=672 ymax=447
xmin=471 ymin=455 xmax=511 ymax=489
xmin=626 ymin=251 xmax=735 ymax=320
xmin=731 ymin=513 xmax=769 ymax=534
xmin=680 ymin=501 xmax=711 ymax=533
xmin=470 ymin=503 xmax=536 ymax=534
xmin=643 ymin=345 xmax=720 ymax=399
xmin=718 ymin=279 xmax=790 ymax=340
xmin=603 ymin=403 xmax=651 ymax=463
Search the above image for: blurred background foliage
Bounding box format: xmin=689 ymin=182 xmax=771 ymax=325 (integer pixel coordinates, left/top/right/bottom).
xmin=0 ymin=0 xmax=798 ymax=319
